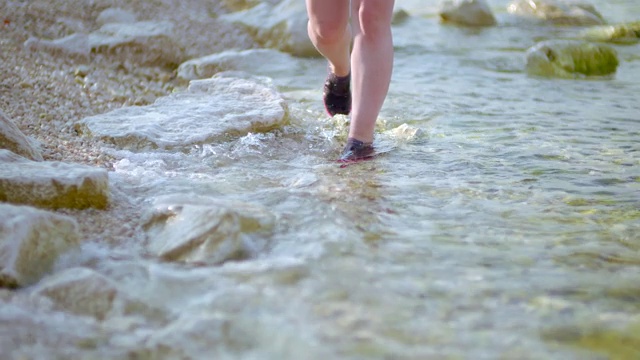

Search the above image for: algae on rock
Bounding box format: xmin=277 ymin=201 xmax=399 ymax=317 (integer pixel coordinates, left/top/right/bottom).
xmin=526 ymin=40 xmax=619 ymax=78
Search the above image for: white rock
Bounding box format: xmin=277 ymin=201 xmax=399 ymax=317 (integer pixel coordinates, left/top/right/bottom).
xmin=89 ymin=21 xmax=173 ymax=49
xmin=0 ymin=109 xmax=43 ymax=161
xmin=439 ymin=0 xmax=496 ymax=27
xmin=0 ymin=204 xmax=80 ymax=288
xmin=144 ymin=195 xmax=276 ymax=265
xmin=96 ymin=8 xmax=137 ymax=26
xmin=177 ymin=48 xmax=303 ymax=81
xmin=0 ymin=150 xmax=109 ymax=210
xmin=79 ymin=72 xmax=288 ymax=151
xmin=221 ymin=0 xmax=315 ymax=57
xmin=507 ymin=0 xmax=605 ymax=26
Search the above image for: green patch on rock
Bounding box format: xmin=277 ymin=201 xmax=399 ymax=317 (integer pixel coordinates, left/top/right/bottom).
xmin=526 ymin=40 xmax=619 ymax=78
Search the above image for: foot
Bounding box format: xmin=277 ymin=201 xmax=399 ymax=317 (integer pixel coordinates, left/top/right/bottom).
xmin=339 ymin=138 xmax=374 ymax=162
xmin=323 ymin=73 xmax=351 ymax=116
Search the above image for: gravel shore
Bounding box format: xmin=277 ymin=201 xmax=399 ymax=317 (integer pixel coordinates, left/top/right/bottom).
xmin=0 ymin=0 xmax=255 ymax=246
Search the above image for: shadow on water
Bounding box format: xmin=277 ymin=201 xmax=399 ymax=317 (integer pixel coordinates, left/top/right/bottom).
xmin=312 ymin=158 xmax=397 ymax=246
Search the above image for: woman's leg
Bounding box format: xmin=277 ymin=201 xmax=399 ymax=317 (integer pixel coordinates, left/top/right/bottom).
xmin=305 ymin=0 xmax=351 ymax=77
xmin=348 ymin=0 xmax=395 ymax=143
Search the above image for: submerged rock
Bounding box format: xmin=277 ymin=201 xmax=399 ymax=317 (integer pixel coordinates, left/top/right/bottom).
xmin=29 ymin=267 xmax=164 ymax=323
xmin=0 ymin=150 xmax=109 ymax=210
xmin=0 ymin=204 xmax=80 ymax=288
xmin=525 ymin=40 xmax=619 ymax=78
xmin=143 ymin=195 xmax=276 ymax=265
xmin=439 ymin=0 xmax=497 ymax=27
xmin=581 ymin=22 xmax=640 ymax=44
xmin=507 ymin=0 xmax=605 ymax=26
xmin=29 ymin=267 xmax=119 ymax=320
xmin=79 ymin=72 xmax=288 ymax=151
xmin=177 ymin=48 xmax=303 ymax=81
xmin=220 ymin=0 xmax=315 ymax=57
xmin=0 ymin=109 xmax=43 ymax=161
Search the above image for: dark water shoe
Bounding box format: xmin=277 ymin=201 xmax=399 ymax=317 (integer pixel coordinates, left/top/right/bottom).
xmin=323 ymin=73 xmax=351 ymax=116
xmin=339 ymin=137 xmax=374 ymax=162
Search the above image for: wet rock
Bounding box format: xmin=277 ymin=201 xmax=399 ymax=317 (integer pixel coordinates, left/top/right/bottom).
xmin=79 ymin=72 xmax=288 ymax=151
xmin=29 ymin=267 xmax=118 ymax=320
xmin=143 ymin=195 xmax=276 ymax=265
xmin=392 ymin=9 xmax=411 ymax=25
xmin=582 ymin=22 xmax=640 ymax=45
xmin=526 ymin=40 xmax=618 ymax=78
xmin=177 ymin=48 xmax=303 ymax=81
xmin=507 ymin=0 xmax=605 ymax=26
xmin=0 ymin=150 xmax=109 ymax=210
xmin=221 ymin=0 xmax=316 ymax=57
xmin=29 ymin=267 xmax=164 ymax=323
xmin=0 ymin=204 xmax=80 ymax=288
xmin=439 ymin=0 xmax=497 ymax=27
xmin=96 ymin=8 xmax=137 ymax=26
xmin=0 ymin=109 xmax=43 ymax=161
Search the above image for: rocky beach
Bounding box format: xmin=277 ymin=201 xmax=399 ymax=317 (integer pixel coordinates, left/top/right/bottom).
xmin=1 ymin=0 xmax=639 ymax=358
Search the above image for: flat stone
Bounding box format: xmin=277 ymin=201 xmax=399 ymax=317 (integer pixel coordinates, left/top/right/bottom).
xmin=526 ymin=40 xmax=619 ymax=78
xmin=0 ymin=204 xmax=80 ymax=288
xmin=79 ymin=72 xmax=288 ymax=151
xmin=143 ymin=195 xmax=276 ymax=265
xmin=220 ymin=0 xmax=315 ymax=57
xmin=0 ymin=150 xmax=109 ymax=210
xmin=440 ymin=0 xmax=497 ymax=27
xmin=0 ymin=109 xmax=43 ymax=161
xmin=177 ymin=49 xmax=303 ymax=81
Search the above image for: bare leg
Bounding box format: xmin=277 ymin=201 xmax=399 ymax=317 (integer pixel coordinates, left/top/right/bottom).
xmin=349 ymin=0 xmax=395 ymax=143
xmin=306 ymin=0 xmax=351 ymax=77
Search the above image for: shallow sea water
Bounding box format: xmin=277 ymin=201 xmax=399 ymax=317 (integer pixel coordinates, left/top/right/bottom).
xmin=46 ymin=0 xmax=640 ymax=359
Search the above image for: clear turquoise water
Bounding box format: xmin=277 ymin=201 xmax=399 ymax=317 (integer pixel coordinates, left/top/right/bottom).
xmin=55 ymin=0 xmax=640 ymax=358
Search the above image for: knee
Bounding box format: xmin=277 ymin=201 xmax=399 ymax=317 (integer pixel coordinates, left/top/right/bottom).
xmin=358 ymin=2 xmax=393 ymax=37
xmin=308 ymin=18 xmax=348 ymax=45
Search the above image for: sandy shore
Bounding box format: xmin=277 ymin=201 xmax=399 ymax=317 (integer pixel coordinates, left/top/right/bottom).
xmin=0 ymin=0 xmax=255 ymax=246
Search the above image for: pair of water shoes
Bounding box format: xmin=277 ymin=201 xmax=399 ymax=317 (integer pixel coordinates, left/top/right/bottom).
xmin=323 ymin=73 xmax=374 ymax=162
